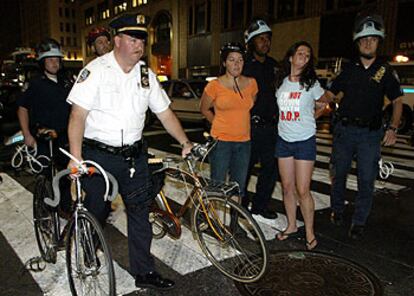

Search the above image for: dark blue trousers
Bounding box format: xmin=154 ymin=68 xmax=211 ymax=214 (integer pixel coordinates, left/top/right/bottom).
xmin=82 ymin=147 xmax=154 ymax=276
xmin=330 ymin=123 xmax=383 ymax=225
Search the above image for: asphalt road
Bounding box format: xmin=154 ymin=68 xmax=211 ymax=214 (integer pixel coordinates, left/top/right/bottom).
xmin=1 ymin=121 xmax=413 ymax=296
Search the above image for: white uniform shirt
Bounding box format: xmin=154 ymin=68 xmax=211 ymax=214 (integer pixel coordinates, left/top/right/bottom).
xmin=276 ymin=77 xmax=324 ymax=142
xmin=67 ymin=51 xmax=170 ymax=146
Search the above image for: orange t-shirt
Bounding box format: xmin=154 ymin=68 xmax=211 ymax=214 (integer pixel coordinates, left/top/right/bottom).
xmin=204 ymin=78 xmax=258 ymax=142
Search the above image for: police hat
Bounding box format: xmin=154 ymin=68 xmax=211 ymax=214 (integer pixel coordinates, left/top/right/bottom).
xmin=109 ymin=13 xmax=148 ymax=40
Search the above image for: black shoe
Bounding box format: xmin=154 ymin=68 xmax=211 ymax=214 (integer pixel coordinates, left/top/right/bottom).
xmin=251 ymin=208 xmax=278 ymax=219
xmin=135 ymin=271 xmax=175 ymax=290
xmin=330 ymin=212 xmax=344 ymax=226
xmin=348 ymin=224 xmax=365 ymax=240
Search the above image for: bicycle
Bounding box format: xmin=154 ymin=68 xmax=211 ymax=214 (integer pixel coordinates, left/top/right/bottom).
xmin=148 ymin=136 xmax=269 ymax=283
xmin=33 ymin=147 xmax=118 ymax=295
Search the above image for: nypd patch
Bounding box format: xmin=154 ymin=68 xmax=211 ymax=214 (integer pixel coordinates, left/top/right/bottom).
xmin=76 ymin=69 xmax=90 ymax=83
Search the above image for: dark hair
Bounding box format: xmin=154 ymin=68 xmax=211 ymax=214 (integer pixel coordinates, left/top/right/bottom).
xmin=275 ymin=41 xmax=317 ymax=91
xmin=219 ymin=42 xmax=245 ymax=75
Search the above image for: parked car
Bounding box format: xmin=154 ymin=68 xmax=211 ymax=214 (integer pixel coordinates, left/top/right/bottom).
xmin=161 ymin=79 xmax=208 ymax=122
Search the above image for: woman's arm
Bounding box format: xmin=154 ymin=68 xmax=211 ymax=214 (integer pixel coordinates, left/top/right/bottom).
xmin=200 ymin=92 xmax=215 ymax=124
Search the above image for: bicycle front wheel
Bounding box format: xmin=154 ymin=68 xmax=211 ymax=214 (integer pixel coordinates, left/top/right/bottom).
xmin=66 ymin=210 xmax=115 ymax=296
xmin=33 ymin=175 xmax=58 ymax=263
xmin=192 ymin=195 xmax=268 ymax=283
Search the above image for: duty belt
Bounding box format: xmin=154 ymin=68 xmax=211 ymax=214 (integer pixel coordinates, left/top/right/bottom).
xmin=251 ymin=115 xmax=276 ymax=128
xmin=83 ymin=138 xmax=143 ymax=156
xmin=337 ymin=116 xmax=382 ymax=130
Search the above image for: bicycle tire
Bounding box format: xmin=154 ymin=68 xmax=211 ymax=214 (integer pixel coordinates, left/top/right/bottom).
xmin=66 ymin=210 xmax=116 ymax=296
xmin=33 ymin=175 xmax=58 ymax=263
xmin=192 ymin=195 xmax=268 ymax=283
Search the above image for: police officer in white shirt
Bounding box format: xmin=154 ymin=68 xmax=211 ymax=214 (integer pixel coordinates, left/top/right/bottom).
xmin=66 ymin=13 xmax=192 ymax=290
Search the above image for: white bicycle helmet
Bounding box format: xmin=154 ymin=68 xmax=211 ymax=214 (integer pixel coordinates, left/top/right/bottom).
xmin=244 ymin=19 xmax=272 ymax=43
xmin=353 ymin=15 xmax=385 ymax=41
xmin=36 ymin=39 xmax=64 ymax=61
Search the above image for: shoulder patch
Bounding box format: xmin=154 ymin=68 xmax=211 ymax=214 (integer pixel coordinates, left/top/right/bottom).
xmin=140 ymin=65 xmax=150 ymax=88
xmin=76 ymin=69 xmax=90 ymax=83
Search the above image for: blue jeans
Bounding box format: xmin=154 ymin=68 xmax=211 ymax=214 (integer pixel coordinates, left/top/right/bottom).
xmin=330 ymin=123 xmax=383 ymax=225
xmin=209 ymin=140 xmax=251 ymax=198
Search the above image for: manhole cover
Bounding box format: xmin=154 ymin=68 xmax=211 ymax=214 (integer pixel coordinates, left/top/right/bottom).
xmin=235 ymin=251 xmax=383 ymax=296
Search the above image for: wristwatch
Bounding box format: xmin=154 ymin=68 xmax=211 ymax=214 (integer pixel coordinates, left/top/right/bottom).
xmin=387 ymin=126 xmax=398 ymax=133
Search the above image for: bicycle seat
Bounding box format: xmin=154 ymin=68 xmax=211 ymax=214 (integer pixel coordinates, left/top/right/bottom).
xmin=37 ymin=128 xmax=58 ymax=141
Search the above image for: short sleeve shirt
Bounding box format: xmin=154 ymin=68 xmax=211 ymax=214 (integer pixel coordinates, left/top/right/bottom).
xmin=330 ymin=58 xmax=403 ymax=120
xmin=276 ymin=77 xmax=324 ymax=142
xmin=204 ymin=78 xmax=257 ymax=142
xmin=67 ymin=51 xmax=170 ymax=146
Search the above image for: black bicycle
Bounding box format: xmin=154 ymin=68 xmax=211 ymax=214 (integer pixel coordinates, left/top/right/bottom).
xmin=33 ymin=147 xmax=118 ymax=296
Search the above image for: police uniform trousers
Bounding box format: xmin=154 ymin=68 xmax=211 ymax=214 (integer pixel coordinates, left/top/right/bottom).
xmin=82 ymin=146 xmax=154 ymax=276
xmin=36 ymin=133 xmax=72 ymax=213
xmin=245 ymin=124 xmax=278 ymax=211
xmin=330 ymin=122 xmax=383 ymax=225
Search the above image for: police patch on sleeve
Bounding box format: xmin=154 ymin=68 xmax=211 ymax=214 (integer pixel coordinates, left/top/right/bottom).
xmin=76 ymin=69 xmax=90 ymax=83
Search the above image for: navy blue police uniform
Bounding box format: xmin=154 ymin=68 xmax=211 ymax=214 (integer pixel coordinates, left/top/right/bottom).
xmin=243 ymin=52 xmax=279 ymax=215
xmin=330 ymin=58 xmax=403 ymax=226
xmin=17 ymin=72 xmax=72 ymax=211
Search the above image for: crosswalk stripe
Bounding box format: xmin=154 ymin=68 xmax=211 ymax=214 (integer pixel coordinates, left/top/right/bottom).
xmin=0 ymin=173 xmax=137 ymax=296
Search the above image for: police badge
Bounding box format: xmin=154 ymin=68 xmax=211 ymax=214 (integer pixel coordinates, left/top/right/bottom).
xmin=140 ymin=65 xmax=150 ymax=88
xmin=76 ymin=69 xmax=90 ymax=83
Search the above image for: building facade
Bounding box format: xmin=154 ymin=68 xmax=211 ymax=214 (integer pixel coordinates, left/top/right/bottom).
xmin=75 ymin=0 xmax=414 ymax=78
xmin=19 ymin=0 xmax=83 ymax=66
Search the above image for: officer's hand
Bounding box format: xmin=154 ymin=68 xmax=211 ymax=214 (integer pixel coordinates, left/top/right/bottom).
xmin=24 ymin=134 xmax=36 ymax=148
xmin=382 ymin=129 xmax=397 ymax=146
xmin=181 ymin=142 xmax=193 ymax=158
xmin=68 ymin=158 xmax=85 ymax=179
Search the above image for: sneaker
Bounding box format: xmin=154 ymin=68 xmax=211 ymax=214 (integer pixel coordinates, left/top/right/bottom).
xmin=330 ymin=212 xmax=344 ymax=226
xmin=135 ymin=271 xmax=175 ymax=290
xmin=348 ymin=224 xmax=365 ymax=240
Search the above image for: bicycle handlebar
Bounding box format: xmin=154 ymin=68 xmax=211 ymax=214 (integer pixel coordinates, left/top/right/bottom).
xmin=47 ymin=167 xmax=118 ymax=207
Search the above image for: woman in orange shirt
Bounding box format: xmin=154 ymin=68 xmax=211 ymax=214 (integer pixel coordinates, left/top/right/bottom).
xmin=200 ymin=42 xmax=258 ymax=202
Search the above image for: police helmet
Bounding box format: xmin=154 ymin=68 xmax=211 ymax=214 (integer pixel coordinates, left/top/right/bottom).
xmin=109 ymin=13 xmax=148 ymax=40
xmin=244 ymin=19 xmax=272 ymax=44
xmin=87 ymin=27 xmax=111 ymax=46
xmin=220 ymin=42 xmax=245 ymax=61
xmin=36 ymin=38 xmax=64 ymax=61
xmin=353 ymin=14 xmax=385 ymax=41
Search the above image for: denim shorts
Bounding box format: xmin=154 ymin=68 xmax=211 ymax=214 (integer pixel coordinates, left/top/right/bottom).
xmin=275 ymin=135 xmax=316 ymax=161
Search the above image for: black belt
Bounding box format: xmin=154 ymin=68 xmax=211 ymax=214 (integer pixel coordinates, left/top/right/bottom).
xmin=251 ymin=115 xmax=276 ymax=127
xmin=337 ymin=116 xmax=382 ymax=130
xmin=83 ymin=138 xmax=143 ymax=156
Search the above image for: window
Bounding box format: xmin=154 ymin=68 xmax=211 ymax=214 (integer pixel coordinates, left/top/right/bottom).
xmin=72 ymin=9 xmax=75 ymax=18
xmin=222 ymin=0 xmax=252 ymax=29
xmin=66 ymin=37 xmax=71 ymax=46
xmin=73 ymin=37 xmax=77 ymax=47
xmin=188 ymin=6 xmax=193 ymax=35
xmin=65 ymin=23 xmax=70 ymax=32
xmin=338 ymin=0 xmax=362 ymax=8
xmin=65 ymin=8 xmax=70 ymax=17
xmin=85 ymin=7 xmax=94 ymax=25
xmin=276 ymin=0 xmax=306 ymax=19
xmin=98 ymin=1 xmax=110 ymax=20
xmin=277 ymin=0 xmax=294 ymax=18
xmin=60 ymin=22 xmax=64 ymax=32
xmin=60 ymin=37 xmax=64 ymax=46
xmin=195 ymin=3 xmax=206 ymax=34
xmin=59 ymin=7 xmax=62 ymax=17
xmin=132 ymin=0 xmax=147 ymax=7
xmin=67 ymin=51 xmax=71 ymax=59
xmin=172 ymin=82 xmax=194 ymax=99
xmin=72 ymin=23 xmax=76 ymax=33
xmin=113 ymin=0 xmax=127 ymax=15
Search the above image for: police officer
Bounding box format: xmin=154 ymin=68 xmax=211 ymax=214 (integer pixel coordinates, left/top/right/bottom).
xmin=243 ymin=19 xmax=279 ymax=219
xmin=87 ymin=26 xmax=112 ymax=58
xmin=17 ymin=38 xmax=73 ymax=215
xmin=326 ymin=14 xmax=403 ymax=240
xmin=67 ymin=13 xmax=192 ymax=290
